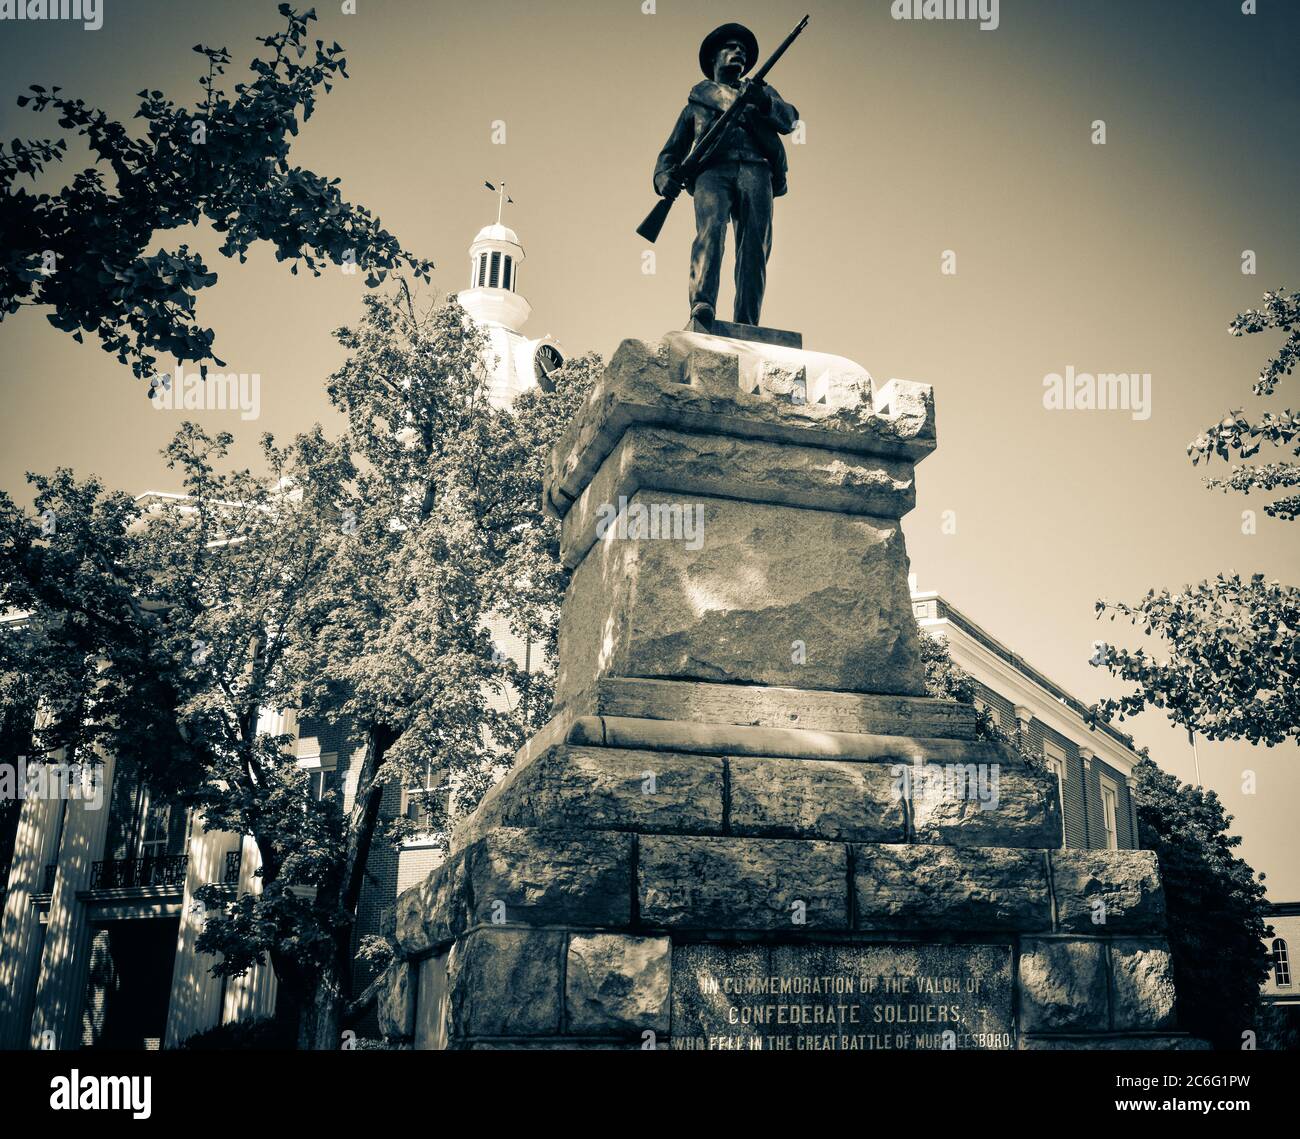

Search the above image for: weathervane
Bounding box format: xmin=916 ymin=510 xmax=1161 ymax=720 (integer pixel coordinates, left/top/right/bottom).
xmin=485 ymin=180 xmax=514 ymax=225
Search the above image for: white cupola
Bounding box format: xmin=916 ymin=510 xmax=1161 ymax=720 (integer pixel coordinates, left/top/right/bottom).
xmin=460 ymin=222 xmax=532 ymax=332
xmin=457 ymin=184 xmax=565 ymax=408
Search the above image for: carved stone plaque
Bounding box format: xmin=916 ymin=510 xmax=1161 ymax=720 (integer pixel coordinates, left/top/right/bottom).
xmin=670 ymin=942 xmax=1015 ymax=1051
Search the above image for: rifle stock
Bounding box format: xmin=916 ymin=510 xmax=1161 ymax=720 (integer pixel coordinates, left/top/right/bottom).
xmin=636 ymin=193 xmax=677 ymax=243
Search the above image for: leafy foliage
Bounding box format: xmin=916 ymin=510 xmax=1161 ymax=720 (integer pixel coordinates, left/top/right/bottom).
xmin=307 ymin=292 xmax=601 ymax=825
xmin=1094 ymin=576 xmax=1299 ymax=746
xmin=1128 ymin=757 xmax=1272 ymax=1049
xmin=0 ymin=288 xmax=601 ymax=1048
xmin=1190 ymin=289 xmax=1299 ymax=520
xmin=0 ymin=4 xmax=431 ymax=382
xmin=1094 ymin=292 xmax=1300 ymax=747
xmin=919 ymin=632 xmax=1044 ymax=768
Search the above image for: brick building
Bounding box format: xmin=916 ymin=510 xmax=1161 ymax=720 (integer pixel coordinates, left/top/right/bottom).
xmin=911 ymin=581 xmax=1143 ymax=852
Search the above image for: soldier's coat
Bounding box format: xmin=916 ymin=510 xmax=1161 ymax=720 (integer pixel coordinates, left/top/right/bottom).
xmin=654 ymin=80 xmax=799 ymax=197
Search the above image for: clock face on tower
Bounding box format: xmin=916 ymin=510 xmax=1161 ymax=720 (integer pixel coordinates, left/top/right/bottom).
xmin=533 ymin=343 xmax=564 ymax=391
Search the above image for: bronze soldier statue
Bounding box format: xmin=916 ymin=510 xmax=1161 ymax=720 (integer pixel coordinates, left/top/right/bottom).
xmin=652 ymin=22 xmax=801 ymax=328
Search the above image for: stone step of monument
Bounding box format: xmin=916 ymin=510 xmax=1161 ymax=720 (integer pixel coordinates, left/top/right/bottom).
xmin=394 ymin=827 xmax=1166 ymax=959
xmin=568 ymin=677 xmax=979 ymax=740
xmin=565 ymin=714 xmax=991 ymax=763
xmin=452 ymin=743 xmax=1062 ymax=853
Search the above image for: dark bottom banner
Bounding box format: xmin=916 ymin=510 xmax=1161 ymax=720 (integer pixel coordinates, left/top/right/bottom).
xmin=0 ymin=1046 xmax=1288 ymax=1127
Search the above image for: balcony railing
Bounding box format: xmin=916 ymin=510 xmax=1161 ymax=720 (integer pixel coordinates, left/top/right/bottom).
xmin=90 ymin=854 xmax=188 ymax=891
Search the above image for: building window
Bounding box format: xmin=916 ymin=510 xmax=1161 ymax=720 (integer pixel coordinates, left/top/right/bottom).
xmin=305 ymin=752 xmax=338 ymax=802
xmin=476 ymin=253 xmax=488 ymax=287
xmin=1274 ymin=939 xmax=1292 ymax=988
xmin=489 ymin=251 xmax=501 ymax=288
xmin=1042 ymin=740 xmax=1067 ymax=787
xmin=502 ymin=254 xmax=512 ymax=291
xmin=1099 ymin=775 xmax=1119 ymax=851
xmin=401 ymin=758 xmax=448 ymax=835
xmin=139 ymin=803 xmax=172 ymax=858
xmin=1041 ymin=740 xmax=1067 ymax=848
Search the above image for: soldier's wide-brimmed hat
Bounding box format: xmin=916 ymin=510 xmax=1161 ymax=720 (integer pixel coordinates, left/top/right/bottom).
xmin=699 ymin=22 xmax=759 ymax=78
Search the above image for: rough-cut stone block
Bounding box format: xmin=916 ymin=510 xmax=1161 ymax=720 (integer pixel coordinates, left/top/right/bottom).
xmin=395 ymin=855 xmax=467 ymax=957
xmin=727 ymin=756 xmax=906 ymax=842
xmin=462 ymin=828 xmax=633 ymax=929
xmin=576 ymin=677 xmax=978 ymax=739
xmin=756 ymin=359 xmax=807 ymax=402
xmin=853 ymin=845 xmax=1051 ymax=932
xmin=414 ymin=953 xmax=449 ymax=1050
xmin=639 ymin=835 xmax=849 ymax=931
xmin=1051 ymin=849 xmax=1166 ymax=933
xmin=908 ymin=761 xmax=1062 ymax=849
xmin=559 ymin=427 xmax=918 ymax=567
xmin=544 ymin=334 xmax=935 ymax=519
xmin=1109 ymin=940 xmax=1177 ymax=1031
xmin=873 ymin=379 xmax=934 ymax=441
xmin=460 ymin=746 xmax=723 ymax=845
xmin=566 ymin=934 xmax=671 ymax=1035
xmin=396 ymin=828 xmax=634 ymax=956
xmin=682 ymin=343 xmax=741 ymax=393
xmin=447 ymin=929 xmax=565 ymax=1039
xmin=1018 ymin=939 xmax=1109 ymax=1033
xmin=555 ymin=491 xmax=927 ymax=704
xmin=377 ymin=960 xmax=415 ymax=1041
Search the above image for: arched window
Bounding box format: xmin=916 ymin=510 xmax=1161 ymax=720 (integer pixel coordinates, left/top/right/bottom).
xmin=1274 ymin=938 xmax=1292 ymax=987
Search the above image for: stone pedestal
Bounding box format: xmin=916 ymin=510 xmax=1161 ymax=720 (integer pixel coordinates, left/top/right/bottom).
xmin=383 ymin=330 xmax=1203 ymax=1050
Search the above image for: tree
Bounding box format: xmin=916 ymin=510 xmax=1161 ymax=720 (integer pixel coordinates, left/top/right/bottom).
xmin=1093 ymin=576 xmax=1298 ymax=746
xmin=200 ymin=291 xmax=600 ymax=1046
xmin=0 ymin=289 xmax=602 ymax=1048
xmin=1093 ymin=290 xmax=1299 ymax=746
xmin=0 ymin=428 xmax=354 ymax=1048
xmin=1127 ymin=757 xmax=1272 ymax=1049
xmin=0 ymin=4 xmax=431 ymax=385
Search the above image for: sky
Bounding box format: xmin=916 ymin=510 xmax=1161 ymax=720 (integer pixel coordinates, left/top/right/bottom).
xmin=0 ymin=0 xmax=1297 ymax=895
